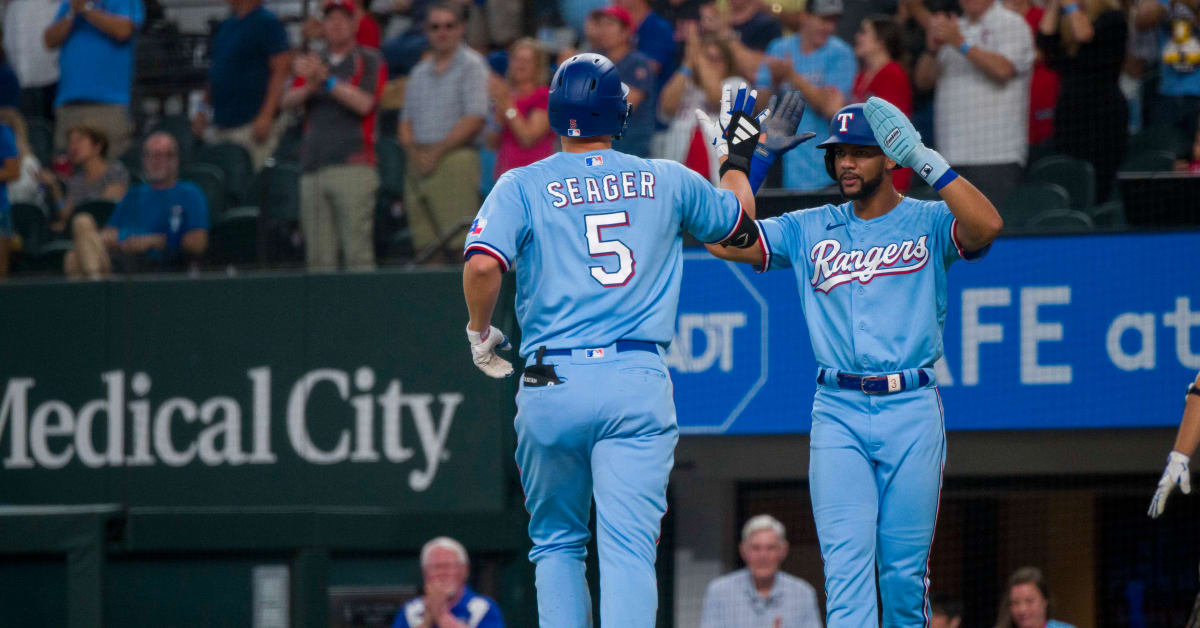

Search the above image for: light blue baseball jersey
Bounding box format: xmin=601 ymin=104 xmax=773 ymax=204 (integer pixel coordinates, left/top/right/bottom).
xmin=464 ymin=148 xmax=743 ymax=357
xmin=756 ymin=196 xmax=987 ymax=373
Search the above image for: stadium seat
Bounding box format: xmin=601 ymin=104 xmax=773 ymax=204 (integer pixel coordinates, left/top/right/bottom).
xmin=1026 ymin=208 xmax=1095 ymax=232
xmin=26 ymin=117 xmax=53 ymax=165
xmin=1027 ymin=155 xmax=1095 ymax=210
xmin=27 ymin=239 xmax=73 ymax=273
xmin=376 ymin=137 xmax=406 ymax=199
xmin=74 ymin=200 xmax=116 ymax=226
xmin=208 ymin=206 xmax=260 ymax=266
xmin=998 ymin=183 xmax=1070 ymax=229
xmin=11 ymin=202 xmax=50 ymax=256
xmin=255 ymin=163 xmax=304 ymax=263
xmin=1118 ymin=149 xmax=1177 ymax=173
xmin=194 ymin=142 xmax=255 ymax=205
xmin=1130 ymin=123 xmax=1190 ymax=157
xmin=181 ymin=162 xmax=228 ymax=219
xmin=150 ymin=114 xmax=196 ymax=164
xmin=1090 ymin=200 xmax=1126 ymax=227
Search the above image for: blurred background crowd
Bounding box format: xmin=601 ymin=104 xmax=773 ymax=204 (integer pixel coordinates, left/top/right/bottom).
xmin=1 ymin=0 xmax=1197 ymax=278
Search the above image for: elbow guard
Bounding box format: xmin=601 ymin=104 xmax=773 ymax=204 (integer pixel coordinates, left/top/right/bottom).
xmin=717 ymin=209 xmax=761 ymax=249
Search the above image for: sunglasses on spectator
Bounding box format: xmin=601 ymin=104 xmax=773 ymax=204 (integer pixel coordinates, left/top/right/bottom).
xmin=427 ymin=20 xmax=459 ymax=31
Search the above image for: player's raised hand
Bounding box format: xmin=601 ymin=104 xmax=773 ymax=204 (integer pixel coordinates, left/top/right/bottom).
xmin=760 ymin=91 xmax=817 ymax=155
xmin=695 ymin=82 xmax=769 ymax=159
xmin=864 ymin=96 xmax=951 ymax=187
xmin=466 ymin=325 xmax=514 ymax=378
xmin=1149 ymin=450 xmax=1192 ymax=518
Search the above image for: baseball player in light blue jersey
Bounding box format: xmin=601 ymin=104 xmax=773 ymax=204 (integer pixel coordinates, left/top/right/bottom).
xmin=460 ymin=54 xmax=811 ymax=627
xmin=705 ymin=96 xmax=1004 ymax=627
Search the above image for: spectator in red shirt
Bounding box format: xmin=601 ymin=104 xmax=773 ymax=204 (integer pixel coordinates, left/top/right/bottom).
xmin=1005 ymin=0 xmax=1060 ymax=155
xmin=303 ymin=0 xmax=379 ymax=48
xmin=486 ymin=38 xmax=555 ymax=177
xmin=853 ymin=14 xmax=914 ymax=191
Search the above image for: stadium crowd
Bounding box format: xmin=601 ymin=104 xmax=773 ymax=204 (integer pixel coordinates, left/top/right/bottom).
xmin=0 ymin=0 xmax=1197 ymax=276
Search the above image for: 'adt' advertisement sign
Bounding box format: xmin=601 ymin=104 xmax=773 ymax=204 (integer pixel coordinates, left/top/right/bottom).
xmin=670 ymin=232 xmax=1200 ymax=434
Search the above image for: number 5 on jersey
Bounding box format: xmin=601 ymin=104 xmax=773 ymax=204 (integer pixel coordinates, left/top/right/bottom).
xmin=585 ymin=212 xmax=635 ymax=287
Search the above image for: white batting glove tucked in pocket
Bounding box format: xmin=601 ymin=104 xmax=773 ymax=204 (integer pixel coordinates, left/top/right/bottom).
xmin=1149 ymin=450 xmax=1191 ymax=518
xmin=466 ymin=325 xmax=514 ymax=378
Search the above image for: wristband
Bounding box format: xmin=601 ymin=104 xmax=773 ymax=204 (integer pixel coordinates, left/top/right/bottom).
xmin=958 ymin=42 xmax=972 ymax=56
xmin=1062 ymin=3 xmax=1079 ymax=14
xmin=324 ymin=77 xmax=337 ymax=92
xmin=748 ymin=145 xmax=775 ymax=193
xmin=932 ymin=168 xmax=959 ymax=191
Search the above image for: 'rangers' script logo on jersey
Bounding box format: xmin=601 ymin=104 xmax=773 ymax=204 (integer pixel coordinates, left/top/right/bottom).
xmin=809 ymin=236 xmax=929 ymax=293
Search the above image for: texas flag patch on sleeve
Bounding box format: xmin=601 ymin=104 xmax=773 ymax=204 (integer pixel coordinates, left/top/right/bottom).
xmin=468 ymin=218 xmax=487 ymax=238
xmin=585 ymin=155 xmax=604 ymax=167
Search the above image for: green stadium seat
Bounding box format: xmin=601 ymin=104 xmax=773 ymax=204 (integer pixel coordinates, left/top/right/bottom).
xmin=376 ymin=137 xmax=406 ymax=199
xmin=194 ymin=142 xmax=255 ymax=205
xmin=1027 ymin=155 xmax=1095 ymax=210
xmin=208 ymin=206 xmax=260 ymax=266
xmin=26 ymin=117 xmax=53 ymax=165
xmin=1026 ymin=208 xmax=1094 ymax=232
xmin=256 ymin=162 xmax=301 ymax=222
xmin=1118 ymin=149 xmax=1177 ymax=173
xmin=1130 ymin=124 xmax=1190 ymax=157
xmin=999 ymin=183 xmax=1070 ymax=229
xmin=11 ymin=203 xmax=50 ymax=254
xmin=255 ymin=163 xmax=303 ymax=264
xmin=181 ymin=162 xmax=228 ymax=219
xmin=1089 ymin=200 xmax=1126 ymax=227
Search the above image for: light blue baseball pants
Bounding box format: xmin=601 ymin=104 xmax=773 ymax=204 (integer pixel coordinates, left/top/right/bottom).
xmin=809 ymin=383 xmax=946 ymax=627
xmin=514 ymin=345 xmax=677 ymax=628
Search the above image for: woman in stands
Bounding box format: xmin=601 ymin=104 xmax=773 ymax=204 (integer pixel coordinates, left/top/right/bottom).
xmin=487 ymin=38 xmax=555 ymax=178
xmin=657 ymin=29 xmax=745 ymax=183
xmin=1038 ymin=0 xmax=1128 ymax=202
xmin=852 ymin=14 xmax=914 ymax=191
xmin=39 ymin=125 xmax=129 ymax=233
xmin=993 ymin=567 xmax=1077 ymax=628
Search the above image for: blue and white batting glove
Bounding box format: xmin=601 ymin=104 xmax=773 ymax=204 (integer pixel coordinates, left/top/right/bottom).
xmin=864 ymin=96 xmax=957 ymax=190
xmin=1149 ymin=450 xmax=1191 ymax=518
xmin=695 ymin=83 xmax=768 ymax=159
xmin=466 ymin=325 xmax=513 ymax=378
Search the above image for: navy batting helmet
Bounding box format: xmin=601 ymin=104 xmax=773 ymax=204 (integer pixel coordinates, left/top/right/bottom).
xmin=548 ymin=53 xmax=631 ymax=140
xmin=816 ymin=103 xmax=880 ymax=180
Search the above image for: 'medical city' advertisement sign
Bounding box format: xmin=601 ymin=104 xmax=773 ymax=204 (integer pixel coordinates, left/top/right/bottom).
xmin=669 ymin=232 xmax=1200 ymax=434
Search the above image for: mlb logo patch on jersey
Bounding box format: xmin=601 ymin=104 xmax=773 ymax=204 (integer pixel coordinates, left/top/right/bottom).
xmin=585 ymin=348 xmax=605 ymax=359
xmin=468 ymin=218 xmax=487 ymax=237
xmin=568 ymin=120 xmax=581 ymax=137
xmin=585 ymin=155 xmax=604 ymax=167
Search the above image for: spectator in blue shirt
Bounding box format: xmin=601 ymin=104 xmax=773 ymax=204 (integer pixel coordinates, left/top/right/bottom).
xmin=756 ymin=0 xmax=856 ymax=190
xmin=0 ymin=124 xmax=19 ymax=278
xmin=65 ymin=132 xmax=208 ymax=278
xmin=616 ymin=0 xmax=678 ymax=85
xmin=587 ymin=5 xmax=658 ymax=157
xmin=42 ymin=0 xmax=144 ymax=159
xmin=392 ymin=537 xmax=505 ymax=628
xmin=192 ymin=0 xmax=293 ymax=171
xmin=1135 ymin=0 xmax=1200 ymax=147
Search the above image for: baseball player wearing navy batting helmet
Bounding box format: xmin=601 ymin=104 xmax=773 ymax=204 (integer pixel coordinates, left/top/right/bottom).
xmin=460 ymin=53 xmax=812 ymax=627
xmin=705 ymin=97 xmax=1004 ymax=627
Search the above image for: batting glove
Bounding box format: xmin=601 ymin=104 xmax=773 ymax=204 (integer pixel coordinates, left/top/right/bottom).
xmin=747 ymin=90 xmax=817 ymax=192
xmin=466 ymin=325 xmax=514 ymax=378
xmin=863 ymin=96 xmax=956 ymax=190
xmin=695 ymin=83 xmax=768 ymax=159
xmin=1149 ymin=451 xmax=1191 ymax=518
